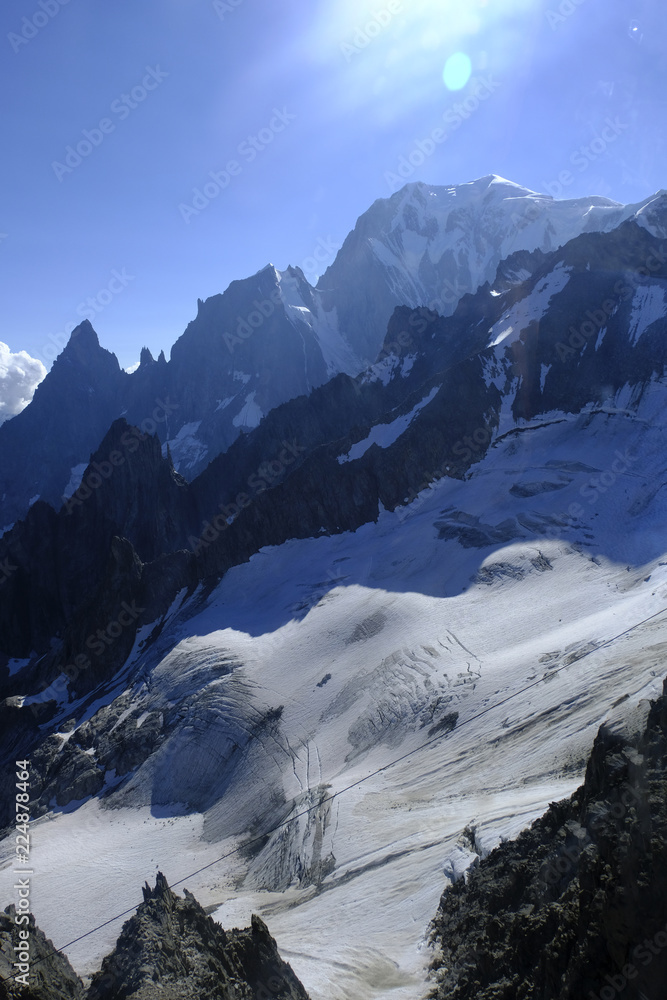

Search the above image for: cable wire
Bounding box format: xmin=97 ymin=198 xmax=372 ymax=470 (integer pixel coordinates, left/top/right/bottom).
xmin=2 ymin=602 xmax=666 ymax=984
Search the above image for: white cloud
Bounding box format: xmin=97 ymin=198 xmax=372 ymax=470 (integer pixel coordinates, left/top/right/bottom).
xmin=0 ymin=342 xmax=47 ymax=425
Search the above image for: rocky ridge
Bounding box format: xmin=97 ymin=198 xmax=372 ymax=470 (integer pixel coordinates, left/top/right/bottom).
xmin=0 ymin=876 xmax=308 ymax=1000
xmin=2 ymin=178 xmax=663 ymax=529
xmin=0 ymin=907 xmax=83 ymax=1000
xmin=428 ymin=679 xmax=667 ymax=1000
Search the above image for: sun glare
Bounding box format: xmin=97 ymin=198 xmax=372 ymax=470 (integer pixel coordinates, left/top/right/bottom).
xmin=443 ymin=51 xmax=473 ymax=90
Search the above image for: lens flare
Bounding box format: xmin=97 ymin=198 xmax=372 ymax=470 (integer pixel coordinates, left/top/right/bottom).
xmin=443 ymin=52 xmax=472 ymax=91
xmin=628 ymin=20 xmax=643 ymax=43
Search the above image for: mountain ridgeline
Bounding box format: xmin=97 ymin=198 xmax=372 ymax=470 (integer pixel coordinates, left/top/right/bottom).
xmin=1 ymin=176 xmax=664 ymax=530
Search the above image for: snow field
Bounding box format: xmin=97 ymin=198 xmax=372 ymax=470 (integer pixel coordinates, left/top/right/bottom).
xmin=2 ymin=392 xmax=667 ymax=997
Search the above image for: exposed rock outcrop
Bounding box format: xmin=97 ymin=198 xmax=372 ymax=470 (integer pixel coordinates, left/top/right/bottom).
xmin=87 ymin=873 xmax=309 ymax=1000
xmin=428 ymin=680 xmax=667 ymax=1000
xmin=0 ymin=906 xmax=84 ymax=1000
xmin=0 ymin=878 xmax=309 ymax=1000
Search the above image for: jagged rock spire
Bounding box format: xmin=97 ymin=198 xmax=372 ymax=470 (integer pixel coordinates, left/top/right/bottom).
xmin=87 ymin=875 xmax=310 ymax=1000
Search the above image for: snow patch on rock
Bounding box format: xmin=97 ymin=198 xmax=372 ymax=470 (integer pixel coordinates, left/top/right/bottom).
xmin=338 ymin=387 xmax=439 ymax=463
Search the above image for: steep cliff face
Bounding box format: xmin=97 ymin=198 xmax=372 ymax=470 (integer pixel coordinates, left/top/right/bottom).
xmin=0 ymin=906 xmax=84 ymax=1000
xmin=167 ymin=264 xmax=337 ymax=427
xmin=0 ymin=417 xmax=198 ymax=662
xmin=87 ymin=873 xmax=309 ymax=1000
xmin=428 ymin=680 xmax=667 ymax=1000
xmin=0 ymin=264 xmax=344 ymax=531
xmin=315 ymin=177 xmax=660 ymax=361
xmin=0 ymin=322 xmax=126 ymax=533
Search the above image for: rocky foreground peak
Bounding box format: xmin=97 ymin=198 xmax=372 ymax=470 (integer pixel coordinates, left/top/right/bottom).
xmin=89 ymin=871 xmax=309 ymax=1000
xmin=428 ymin=679 xmax=667 ymax=999
xmin=0 ymin=877 xmax=309 ymax=1000
xmin=0 ymin=906 xmax=82 ymax=1000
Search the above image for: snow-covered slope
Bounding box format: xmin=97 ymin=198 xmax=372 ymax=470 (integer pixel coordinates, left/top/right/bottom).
xmin=3 ymin=381 xmax=667 ymax=999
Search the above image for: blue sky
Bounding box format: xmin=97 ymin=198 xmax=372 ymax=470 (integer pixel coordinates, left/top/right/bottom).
xmin=0 ymin=0 xmax=664 ymax=373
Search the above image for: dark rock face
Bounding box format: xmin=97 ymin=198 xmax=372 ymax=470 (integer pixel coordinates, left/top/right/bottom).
xmin=0 ymin=906 xmax=84 ymax=1000
xmin=87 ymin=873 xmax=309 ymax=1000
xmin=508 ymin=221 xmax=667 ymax=422
xmin=0 ymin=322 xmax=126 ymax=536
xmin=0 ymin=879 xmax=309 ymax=1000
xmin=492 ymin=247 xmax=551 ymax=292
xmin=0 ymin=417 xmax=199 ymax=667
xmin=0 ymin=264 xmax=343 ymax=531
xmin=428 ymin=680 xmax=667 ymax=1000
xmin=0 ymin=301 xmax=501 ymax=677
xmin=30 ymin=736 xmax=106 ymax=811
xmin=168 ymin=265 xmax=331 ymax=432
